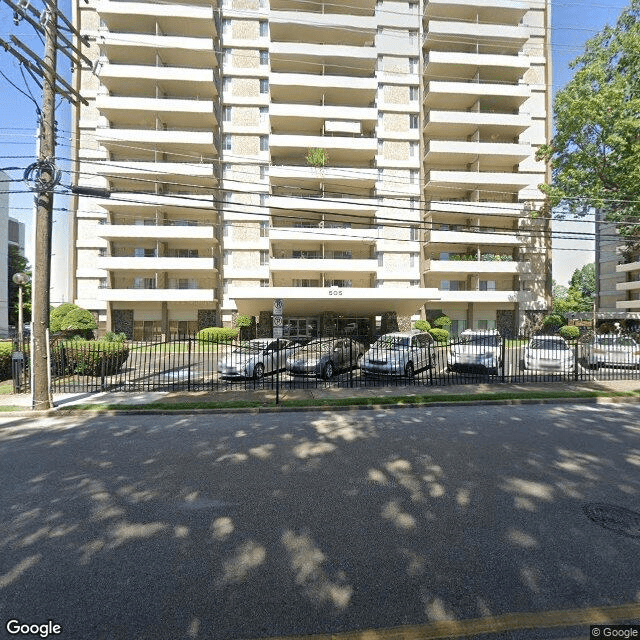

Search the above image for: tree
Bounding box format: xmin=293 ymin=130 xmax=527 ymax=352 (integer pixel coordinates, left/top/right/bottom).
xmin=50 ymin=303 xmax=97 ymax=336
xmin=569 ymin=262 xmax=596 ymax=297
xmin=7 ymin=247 xmax=31 ymax=326
xmin=537 ymin=1 xmax=640 ymax=247
xmin=553 ymin=264 xmax=596 ymax=313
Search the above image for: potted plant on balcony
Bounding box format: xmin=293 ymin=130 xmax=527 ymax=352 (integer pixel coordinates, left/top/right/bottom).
xmin=306 ymin=147 xmax=328 ymax=168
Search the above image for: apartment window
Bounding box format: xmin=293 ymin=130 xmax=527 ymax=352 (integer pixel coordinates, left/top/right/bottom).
xmin=134 ymin=248 xmax=156 ymax=257
xmin=410 ymin=253 xmax=417 ymax=268
xmin=260 ymin=250 xmax=269 ymax=265
xmin=378 ymin=252 xmax=384 ymax=267
xmin=260 ymin=135 xmax=268 ymax=151
xmin=260 ymin=221 xmax=269 ymax=237
xmin=293 ymin=279 xmax=320 ymax=287
xmin=260 ymin=193 xmax=268 ymax=206
xmin=410 ymin=280 xmax=419 ymax=286
xmin=223 ymin=250 xmax=231 ymax=265
xmin=410 ymin=226 xmax=419 ymax=241
xmin=224 ymin=191 xmax=233 ymax=204
xmin=440 ymin=280 xmax=465 ymax=291
xmin=134 ymin=277 xmax=156 ymax=290
xmin=222 ymin=19 xmax=231 ymax=35
xmin=223 ymin=77 xmax=231 ymax=92
xmin=410 ymin=86 xmax=419 ymax=101
xmin=259 ymin=20 xmax=268 ymax=36
xmin=451 ymin=319 xmax=467 ymax=334
xmin=409 ymin=57 xmax=418 ymax=74
xmin=98 ymin=278 xmax=108 ymax=289
xmin=259 ymin=106 xmax=268 ymax=124
xmin=410 ymin=114 xmax=418 ymax=129
xmin=98 ymin=248 xmax=107 ymax=257
xmin=260 ymin=78 xmax=269 ymax=94
xmin=223 ymin=134 xmax=232 ymax=151
xmin=223 ymin=106 xmax=232 ymax=122
xmin=260 ymin=279 xmax=269 ymax=287
xmin=260 ymin=50 xmax=269 ymax=65
xmin=409 ymin=141 xmax=417 ymax=157
xmin=479 ymin=280 xmax=496 ymax=291
xmin=409 ymin=30 xmax=417 ymax=45
xmin=477 ymin=320 xmax=497 ymax=330
xmin=410 ymin=170 xmax=417 ymax=184
xmin=260 ymin=165 xmax=268 ymax=180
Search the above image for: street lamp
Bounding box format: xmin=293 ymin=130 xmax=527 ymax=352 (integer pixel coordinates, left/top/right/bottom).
xmin=12 ymin=271 xmax=30 ymax=352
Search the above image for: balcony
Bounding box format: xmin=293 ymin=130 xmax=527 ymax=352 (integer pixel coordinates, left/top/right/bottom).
xmin=426 ymin=259 xmax=531 ymax=275
xmin=269 ymin=73 xmax=376 ymax=106
xmin=95 ymin=128 xmax=217 ymax=155
xmin=96 ymin=192 xmax=218 ymax=213
xmin=270 ymin=134 xmax=377 ymax=164
xmin=423 ymin=0 xmax=529 ymax=25
xmin=424 ymin=51 xmax=530 ymax=84
xmin=424 ymin=140 xmax=531 ymax=165
xmin=269 ymin=11 xmax=376 ymax=44
xmin=424 ymin=20 xmax=529 ymax=52
xmin=426 ymin=200 xmax=531 ymax=217
xmin=269 ymin=165 xmax=377 ymax=190
xmin=268 ymin=194 xmax=378 ymax=214
xmin=616 ymin=260 xmax=640 ymax=274
xmin=93 ymin=161 xmax=219 ymax=186
xmin=269 ymin=257 xmax=378 ymax=273
xmin=269 ymin=226 xmax=378 ymax=243
xmin=429 ymin=230 xmax=522 ymax=245
xmin=424 ymin=110 xmax=530 ymax=139
xmin=424 ymin=81 xmax=530 ymax=111
xmin=437 ymin=290 xmax=533 ymax=303
xmin=97 ymin=225 xmax=216 ymax=241
xmin=96 ymin=257 xmax=218 ymax=271
xmin=100 ymin=289 xmax=218 ymax=302
xmin=424 ymin=170 xmax=540 ymax=197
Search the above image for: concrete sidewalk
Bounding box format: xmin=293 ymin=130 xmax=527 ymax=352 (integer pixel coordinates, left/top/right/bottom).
xmin=2 ymin=377 xmax=640 ymax=412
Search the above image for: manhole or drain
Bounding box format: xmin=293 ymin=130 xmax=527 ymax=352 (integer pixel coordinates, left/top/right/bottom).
xmin=583 ymin=503 xmax=640 ymax=538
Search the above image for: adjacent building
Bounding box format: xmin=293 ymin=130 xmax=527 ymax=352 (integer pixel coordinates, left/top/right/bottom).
xmin=71 ymin=0 xmax=552 ymax=340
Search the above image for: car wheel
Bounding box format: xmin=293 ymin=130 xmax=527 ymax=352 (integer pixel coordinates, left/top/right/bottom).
xmin=405 ymin=362 xmax=414 ymax=378
xmin=322 ymin=361 xmax=334 ymax=380
xmin=253 ymin=363 xmax=265 ymax=380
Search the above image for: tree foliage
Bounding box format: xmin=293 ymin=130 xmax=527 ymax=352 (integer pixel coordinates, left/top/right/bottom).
xmin=553 ymin=263 xmax=596 ymax=312
xmin=50 ymin=303 xmax=97 ymax=333
xmin=538 ymin=1 xmax=640 ymax=247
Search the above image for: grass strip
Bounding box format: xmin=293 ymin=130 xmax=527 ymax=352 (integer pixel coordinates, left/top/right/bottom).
xmin=53 ymin=388 xmax=640 ymax=412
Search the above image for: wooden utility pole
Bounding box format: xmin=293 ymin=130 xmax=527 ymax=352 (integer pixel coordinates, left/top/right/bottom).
xmin=1 ymin=0 xmax=90 ymax=409
xmin=31 ymin=0 xmax=58 ymax=410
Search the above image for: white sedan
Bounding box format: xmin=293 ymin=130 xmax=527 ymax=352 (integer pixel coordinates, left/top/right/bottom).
xmin=218 ymin=338 xmax=299 ymax=379
xmin=587 ymin=335 xmax=640 ymax=369
xmin=523 ymin=335 xmax=575 ymax=372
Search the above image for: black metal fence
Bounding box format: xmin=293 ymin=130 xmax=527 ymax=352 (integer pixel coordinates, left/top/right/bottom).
xmin=11 ymin=332 xmax=640 ymax=397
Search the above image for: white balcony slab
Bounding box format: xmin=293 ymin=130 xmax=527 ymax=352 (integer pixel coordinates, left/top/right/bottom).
xmin=270 ymin=134 xmax=377 ymax=153
xmin=269 ymin=227 xmax=378 ymax=242
xmin=269 ymin=73 xmax=377 ymax=93
xmin=424 ymin=20 xmax=529 ymax=49
xmin=424 ymin=51 xmax=530 ymax=83
xmin=615 ymin=281 xmax=640 ymax=291
xmin=424 ymin=110 xmax=530 ymax=138
xmin=97 ymin=257 xmax=217 ymax=271
xmin=426 ymin=200 xmax=531 ymax=217
xmin=269 ymin=103 xmax=376 ymax=123
xmin=269 ymin=258 xmax=377 ymax=273
xmin=95 ymin=96 xmax=217 ymax=124
xmin=95 ymin=128 xmax=216 ymax=154
xmin=270 ymin=42 xmax=377 ymax=60
xmin=425 ymin=140 xmax=531 ymax=164
xmin=94 ymin=161 xmax=218 ymax=181
xmin=269 ymin=165 xmax=378 ymax=186
xmin=616 ymin=300 xmax=640 ymax=310
xmin=100 ymin=289 xmax=217 ymax=302
xmin=616 ymin=261 xmax=640 ymax=273
xmin=97 ymin=225 xmax=215 ymax=240
xmin=424 ymin=81 xmax=530 ymax=110
xmin=229 ymin=286 xmax=440 ymax=316
xmin=437 ymin=290 xmax=532 ymax=303
xmin=268 ymin=195 xmax=377 ymax=213
xmin=424 ymin=0 xmax=529 ymax=23
xmin=429 ymin=230 xmax=522 ymax=245
xmin=427 ymin=260 xmax=531 ymax=274
xmin=97 ymin=192 xmax=218 ymax=212
xmin=269 ymin=10 xmax=376 ymax=32
xmin=99 ymin=64 xmax=218 ymax=95
xmin=425 ymin=170 xmax=541 ymax=193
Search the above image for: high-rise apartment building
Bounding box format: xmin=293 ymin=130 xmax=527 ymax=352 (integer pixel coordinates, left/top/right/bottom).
xmin=71 ymin=0 xmax=551 ymax=340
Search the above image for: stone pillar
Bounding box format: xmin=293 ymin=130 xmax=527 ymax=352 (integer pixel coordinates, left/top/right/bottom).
xmin=381 ymin=311 xmax=399 ymax=334
xmin=198 ymin=309 xmax=217 ymax=330
xmin=113 ymin=309 xmax=134 ymax=339
xmin=397 ymin=314 xmax=412 ymax=332
xmin=257 ymin=310 xmax=272 ymax=338
xmin=467 ymin=303 xmax=475 ymax=331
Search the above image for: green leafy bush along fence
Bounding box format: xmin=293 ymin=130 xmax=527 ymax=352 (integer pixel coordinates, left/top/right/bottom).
xmin=51 ymin=341 xmax=130 ymax=377
xmin=0 ymin=342 xmax=15 ymax=381
xmin=196 ymin=327 xmax=239 ymax=343
xmin=7 ymin=331 xmax=640 ymax=395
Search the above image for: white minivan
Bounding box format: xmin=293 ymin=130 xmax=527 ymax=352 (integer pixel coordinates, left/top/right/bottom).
xmin=361 ymin=330 xmax=435 ymax=378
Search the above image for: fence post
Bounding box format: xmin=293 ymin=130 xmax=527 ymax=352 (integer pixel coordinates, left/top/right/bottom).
xmin=501 ymin=338 xmax=507 ymax=383
xmin=276 ymin=337 xmax=280 ymax=405
xmin=428 ymin=343 xmax=434 ymax=386
xmin=349 ymin=340 xmax=353 ymax=388
xmin=188 ymin=335 xmax=192 ymax=392
xmin=101 ymin=355 xmax=106 ymax=392
xmin=574 ymin=340 xmax=579 ymax=381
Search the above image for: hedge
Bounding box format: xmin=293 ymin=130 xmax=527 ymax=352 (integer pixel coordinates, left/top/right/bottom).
xmin=559 ymin=325 xmax=580 ymax=340
xmin=428 ymin=328 xmax=449 ymax=343
xmin=51 ymin=341 xmax=129 ymax=377
xmin=542 ymin=314 xmax=567 ymax=331
xmin=414 ymin=319 xmax=431 ymax=331
xmin=196 ymin=327 xmax=239 ymax=343
xmin=0 ymin=342 xmax=14 ymax=381
xmin=433 ymin=315 xmax=452 ymax=329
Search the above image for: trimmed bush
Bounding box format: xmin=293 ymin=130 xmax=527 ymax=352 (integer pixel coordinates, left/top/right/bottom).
xmin=51 ymin=340 xmax=129 ymax=377
xmin=104 ymin=331 xmax=127 ymax=343
xmin=50 ymin=303 xmax=97 ymax=339
xmin=0 ymin=342 xmax=14 ymax=381
xmin=433 ymin=315 xmax=452 ymax=329
xmin=542 ymin=313 xmax=566 ymax=332
xmin=196 ymin=327 xmax=239 ymax=343
xmin=559 ymin=325 xmax=580 ymax=340
xmin=428 ymin=328 xmax=449 ymax=343
xmin=414 ymin=319 xmax=431 ymax=331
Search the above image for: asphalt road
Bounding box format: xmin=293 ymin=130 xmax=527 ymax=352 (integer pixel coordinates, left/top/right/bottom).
xmin=1 ymin=403 xmax=639 ymax=640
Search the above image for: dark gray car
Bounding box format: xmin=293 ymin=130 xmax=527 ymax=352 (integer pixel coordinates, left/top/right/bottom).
xmin=286 ymin=337 xmax=365 ymax=379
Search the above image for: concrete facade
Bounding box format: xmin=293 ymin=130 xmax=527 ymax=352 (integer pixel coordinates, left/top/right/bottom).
xmin=71 ymin=0 xmax=551 ymax=339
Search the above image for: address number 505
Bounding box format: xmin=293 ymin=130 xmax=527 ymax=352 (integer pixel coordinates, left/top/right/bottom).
xmin=328 ymin=290 xmax=343 ymax=296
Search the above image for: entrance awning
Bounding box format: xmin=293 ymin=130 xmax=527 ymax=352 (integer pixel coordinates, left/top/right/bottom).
xmin=229 ymin=287 xmax=441 ymax=317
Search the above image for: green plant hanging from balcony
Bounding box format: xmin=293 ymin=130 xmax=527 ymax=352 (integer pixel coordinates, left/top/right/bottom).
xmin=306 ymin=147 xmax=328 ymax=167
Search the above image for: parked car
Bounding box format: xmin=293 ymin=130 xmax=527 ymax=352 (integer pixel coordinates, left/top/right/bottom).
xmin=448 ymin=329 xmax=503 ymax=375
xmin=286 ymin=337 xmax=365 ymax=379
xmin=586 ymin=335 xmax=640 ymax=369
xmin=361 ymin=330 xmax=434 ymax=378
xmin=218 ymin=338 xmax=299 ymax=379
xmin=523 ymin=335 xmax=575 ymax=372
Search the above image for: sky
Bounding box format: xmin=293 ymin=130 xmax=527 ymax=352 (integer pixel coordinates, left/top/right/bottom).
xmin=0 ymin=0 xmax=633 ymax=291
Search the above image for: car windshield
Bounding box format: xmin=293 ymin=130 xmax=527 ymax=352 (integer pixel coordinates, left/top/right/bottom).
xmin=232 ymin=341 xmax=266 ymax=354
xmin=303 ymin=339 xmax=334 ymax=353
xmin=596 ymin=337 xmax=636 ymax=347
xmin=375 ymin=336 xmax=410 ymax=349
xmin=529 ymin=339 xmax=569 ymax=351
xmin=460 ymin=336 xmax=500 ymax=346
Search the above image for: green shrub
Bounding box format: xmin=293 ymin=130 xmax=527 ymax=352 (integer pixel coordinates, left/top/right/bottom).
xmin=196 ymin=327 xmax=239 ymax=343
xmin=414 ymin=319 xmax=431 ymax=331
xmin=433 ymin=315 xmax=452 ymax=329
xmin=235 ymin=315 xmax=253 ymax=328
xmin=559 ymin=325 xmax=580 ymax=340
xmin=428 ymin=328 xmax=449 ymax=343
xmin=51 ymin=341 xmax=129 ymax=377
xmin=104 ymin=331 xmax=127 ymax=343
xmin=50 ymin=303 xmax=97 ymax=339
xmin=542 ymin=314 xmax=566 ymax=332
xmin=0 ymin=342 xmax=14 ymax=381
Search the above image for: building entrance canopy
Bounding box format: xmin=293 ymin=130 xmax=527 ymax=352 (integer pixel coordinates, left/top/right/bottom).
xmin=230 ymin=287 xmax=441 ymax=317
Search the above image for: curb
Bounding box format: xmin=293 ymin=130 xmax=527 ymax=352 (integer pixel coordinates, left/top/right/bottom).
xmin=4 ymin=392 xmax=640 ymax=418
